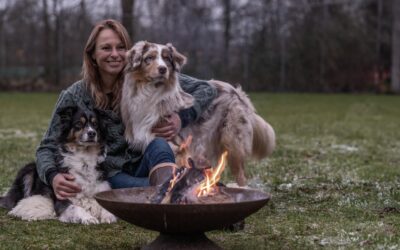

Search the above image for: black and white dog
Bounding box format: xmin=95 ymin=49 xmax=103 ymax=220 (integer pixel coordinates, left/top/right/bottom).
xmin=0 ymin=107 xmax=116 ymax=224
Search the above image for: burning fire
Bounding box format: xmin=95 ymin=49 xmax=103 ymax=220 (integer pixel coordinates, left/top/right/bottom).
xmin=196 ymin=151 xmax=228 ymax=197
xmin=154 ymin=135 xmax=230 ymax=204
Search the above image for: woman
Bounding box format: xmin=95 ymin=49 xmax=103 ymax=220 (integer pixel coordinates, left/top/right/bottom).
xmin=36 ymin=19 xmax=217 ymax=200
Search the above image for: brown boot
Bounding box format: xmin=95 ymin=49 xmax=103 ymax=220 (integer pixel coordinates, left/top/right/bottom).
xmin=149 ymin=163 xmax=177 ymax=186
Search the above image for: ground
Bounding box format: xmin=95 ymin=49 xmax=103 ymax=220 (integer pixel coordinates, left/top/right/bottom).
xmin=0 ymin=93 xmax=399 ymax=249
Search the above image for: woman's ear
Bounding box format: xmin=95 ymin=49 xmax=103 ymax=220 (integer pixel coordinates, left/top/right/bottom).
xmin=126 ymin=41 xmax=149 ymax=71
xmin=166 ymin=43 xmax=187 ymax=72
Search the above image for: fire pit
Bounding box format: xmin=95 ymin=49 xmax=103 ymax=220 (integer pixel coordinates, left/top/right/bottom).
xmin=95 ymin=186 xmax=270 ymax=249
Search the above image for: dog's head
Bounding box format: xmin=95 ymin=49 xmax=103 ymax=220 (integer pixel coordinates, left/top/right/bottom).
xmin=58 ymin=107 xmax=102 ymax=146
xmin=125 ymin=41 xmax=186 ymax=87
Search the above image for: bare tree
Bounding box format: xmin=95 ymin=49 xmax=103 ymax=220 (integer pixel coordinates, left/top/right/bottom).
xmin=376 ymin=0 xmax=383 ymax=76
xmin=121 ymin=0 xmax=135 ymax=40
xmin=0 ymin=0 xmax=397 ymax=93
xmin=319 ymin=0 xmax=328 ymax=91
xmin=278 ymin=0 xmax=288 ymax=91
xmin=222 ymin=0 xmax=231 ymax=65
xmin=53 ymin=0 xmax=64 ymax=86
xmin=42 ymin=0 xmax=52 ymax=83
xmin=0 ymin=0 xmax=10 ymax=69
xmin=391 ymin=0 xmax=400 ymax=93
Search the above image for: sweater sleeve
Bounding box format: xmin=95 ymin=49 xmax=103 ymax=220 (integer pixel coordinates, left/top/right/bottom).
xmin=35 ymin=90 xmax=76 ymax=185
xmin=178 ymin=74 xmax=217 ymax=128
xmin=94 ymin=109 xmax=142 ymax=178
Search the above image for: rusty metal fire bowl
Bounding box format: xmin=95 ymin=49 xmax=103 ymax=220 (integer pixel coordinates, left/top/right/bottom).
xmin=95 ymin=186 xmax=270 ymax=249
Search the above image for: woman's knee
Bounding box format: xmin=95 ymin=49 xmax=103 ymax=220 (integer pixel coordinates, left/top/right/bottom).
xmin=145 ymin=137 xmax=175 ymax=163
xmin=148 ymin=138 xmax=174 ymax=155
xmin=108 ymin=172 xmax=149 ymax=189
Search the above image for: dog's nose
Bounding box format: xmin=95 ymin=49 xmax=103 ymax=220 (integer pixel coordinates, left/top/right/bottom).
xmin=158 ymin=66 xmax=167 ymax=75
xmin=88 ymin=131 xmax=96 ymax=138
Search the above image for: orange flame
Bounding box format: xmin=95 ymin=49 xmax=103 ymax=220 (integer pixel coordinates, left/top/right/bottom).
xmin=196 ymin=151 xmax=228 ymax=197
xmin=167 ymin=169 xmax=180 ymax=193
xmin=175 ymin=135 xmax=193 ymax=168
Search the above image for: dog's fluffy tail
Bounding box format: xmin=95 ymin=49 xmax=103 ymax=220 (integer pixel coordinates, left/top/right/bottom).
xmin=8 ymin=195 xmax=55 ymax=221
xmin=0 ymin=188 xmax=20 ymax=210
xmin=251 ymin=114 xmax=276 ymax=159
xmin=208 ymin=79 xmax=275 ymax=161
xmin=0 ymin=162 xmax=37 ymax=210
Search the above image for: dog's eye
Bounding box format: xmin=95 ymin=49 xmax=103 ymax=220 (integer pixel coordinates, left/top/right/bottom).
xmin=162 ymin=55 xmax=171 ymax=62
xmin=74 ymin=122 xmax=83 ymax=130
xmin=144 ymin=56 xmax=154 ymax=64
xmin=92 ymin=121 xmax=98 ymax=128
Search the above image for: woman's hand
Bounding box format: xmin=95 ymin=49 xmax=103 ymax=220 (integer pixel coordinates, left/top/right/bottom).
xmin=52 ymin=173 xmax=82 ymax=200
xmin=152 ymin=113 xmax=182 ymax=141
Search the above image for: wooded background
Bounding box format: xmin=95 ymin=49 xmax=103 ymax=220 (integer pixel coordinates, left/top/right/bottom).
xmin=0 ymin=0 xmax=399 ymax=93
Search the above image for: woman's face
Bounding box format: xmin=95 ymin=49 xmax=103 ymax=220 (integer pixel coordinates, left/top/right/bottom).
xmin=92 ymin=28 xmax=126 ymax=80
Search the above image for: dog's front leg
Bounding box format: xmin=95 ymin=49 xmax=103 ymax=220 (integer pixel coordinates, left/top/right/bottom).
xmin=92 ymin=182 xmax=117 ymax=223
xmin=58 ymin=204 xmax=99 ymax=225
xmin=98 ymin=206 xmax=117 ymax=224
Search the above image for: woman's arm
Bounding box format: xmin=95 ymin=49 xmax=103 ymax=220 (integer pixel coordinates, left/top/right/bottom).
xmin=152 ymin=74 xmax=217 ymax=139
xmin=178 ymin=74 xmax=217 ymax=128
xmin=35 ymin=90 xmax=75 ymax=185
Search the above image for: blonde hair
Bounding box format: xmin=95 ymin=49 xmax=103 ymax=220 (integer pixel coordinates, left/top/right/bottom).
xmin=82 ymin=19 xmax=132 ymax=112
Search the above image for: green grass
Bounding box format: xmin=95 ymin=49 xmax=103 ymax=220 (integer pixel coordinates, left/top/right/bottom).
xmin=1 ymin=92 xmax=400 ymax=249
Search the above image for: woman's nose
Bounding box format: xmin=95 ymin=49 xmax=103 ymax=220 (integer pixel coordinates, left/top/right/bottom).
xmin=110 ymin=48 xmax=119 ymax=57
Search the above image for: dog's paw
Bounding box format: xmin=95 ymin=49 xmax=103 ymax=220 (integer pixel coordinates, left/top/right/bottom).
xmin=99 ymin=209 xmax=117 ymax=224
xmin=59 ymin=205 xmax=99 ymax=225
xmin=80 ymin=215 xmax=100 ymax=225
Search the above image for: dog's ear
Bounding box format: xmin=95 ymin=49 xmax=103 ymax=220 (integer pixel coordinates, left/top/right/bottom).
xmin=57 ymin=106 xmax=77 ymax=141
xmin=126 ymin=41 xmax=149 ymax=71
xmin=93 ymin=108 xmax=108 ymax=143
xmin=166 ymin=43 xmax=187 ymax=72
xmin=57 ymin=106 xmax=77 ymax=123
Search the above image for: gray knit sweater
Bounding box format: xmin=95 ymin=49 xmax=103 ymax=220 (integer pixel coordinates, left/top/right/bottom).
xmin=36 ymin=74 xmax=217 ymax=185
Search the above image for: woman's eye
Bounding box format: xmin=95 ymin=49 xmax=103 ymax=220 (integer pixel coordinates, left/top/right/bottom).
xmin=102 ymin=46 xmax=111 ymax=51
xmin=117 ymin=46 xmax=126 ymax=51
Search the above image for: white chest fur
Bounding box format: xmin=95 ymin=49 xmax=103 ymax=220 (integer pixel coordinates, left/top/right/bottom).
xmin=61 ymin=146 xmax=109 ymax=199
xmin=121 ymin=76 xmax=193 ymax=152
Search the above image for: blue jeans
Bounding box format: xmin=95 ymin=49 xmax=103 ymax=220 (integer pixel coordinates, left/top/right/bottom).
xmin=108 ymin=138 xmax=175 ymax=189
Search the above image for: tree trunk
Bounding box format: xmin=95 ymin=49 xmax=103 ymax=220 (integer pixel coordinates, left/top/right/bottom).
xmin=320 ymin=0 xmax=328 ymax=91
xmin=376 ymin=0 xmax=383 ymax=64
xmin=121 ymin=0 xmax=135 ymax=41
xmin=42 ymin=0 xmax=52 ymax=83
xmin=222 ymin=0 xmax=231 ymax=65
xmin=0 ymin=8 xmax=7 ymax=69
xmin=278 ymin=0 xmax=287 ymax=91
xmin=53 ymin=0 xmax=63 ymax=86
xmin=391 ymin=0 xmax=400 ymax=93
